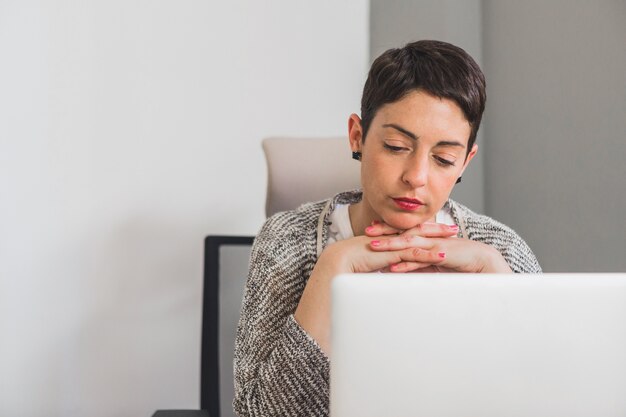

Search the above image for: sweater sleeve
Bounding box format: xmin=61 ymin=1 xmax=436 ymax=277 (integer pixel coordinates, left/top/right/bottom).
xmin=464 ymin=215 xmax=542 ymax=273
xmin=233 ymin=222 xmax=330 ymax=417
xmin=498 ymin=232 xmax=542 ymax=273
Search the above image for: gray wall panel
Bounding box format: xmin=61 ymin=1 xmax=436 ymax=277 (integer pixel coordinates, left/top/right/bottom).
xmin=483 ymin=0 xmax=626 ymax=271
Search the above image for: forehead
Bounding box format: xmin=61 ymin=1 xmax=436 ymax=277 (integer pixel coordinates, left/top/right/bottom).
xmin=373 ymin=90 xmax=471 ymax=144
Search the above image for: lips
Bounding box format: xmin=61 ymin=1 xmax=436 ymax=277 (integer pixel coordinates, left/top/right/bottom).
xmin=392 ymin=197 xmax=424 ymax=211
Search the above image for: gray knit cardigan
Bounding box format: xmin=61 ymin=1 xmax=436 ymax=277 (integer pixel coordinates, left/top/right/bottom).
xmin=233 ymin=190 xmax=541 ymax=417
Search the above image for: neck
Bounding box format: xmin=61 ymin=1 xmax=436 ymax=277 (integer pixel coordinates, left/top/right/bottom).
xmin=348 ymin=200 xmax=381 ymax=236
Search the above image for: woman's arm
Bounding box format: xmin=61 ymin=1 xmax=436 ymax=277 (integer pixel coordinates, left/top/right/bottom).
xmin=233 ymin=232 xmax=330 ymax=417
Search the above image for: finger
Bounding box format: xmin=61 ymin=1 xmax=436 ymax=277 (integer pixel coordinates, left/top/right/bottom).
xmin=412 ymin=265 xmax=442 ymax=273
xmin=398 ymin=247 xmax=447 ymax=265
xmin=365 ymin=222 xmax=403 ymax=237
xmin=389 ymin=261 xmax=431 ymax=273
xmin=370 ymin=234 xmax=436 ymax=251
xmin=361 ymin=242 xmax=441 ymax=273
xmin=400 ymin=222 xmax=459 ymax=238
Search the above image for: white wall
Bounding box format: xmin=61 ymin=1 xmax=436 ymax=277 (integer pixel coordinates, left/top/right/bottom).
xmin=0 ymin=1 xmax=369 ymax=415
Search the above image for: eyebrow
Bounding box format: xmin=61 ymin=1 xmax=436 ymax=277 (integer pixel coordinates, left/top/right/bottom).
xmin=382 ymin=123 xmax=466 ymax=148
xmin=383 ymin=123 xmax=418 ymax=140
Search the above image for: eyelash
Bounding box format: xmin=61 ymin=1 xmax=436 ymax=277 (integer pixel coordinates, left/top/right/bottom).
xmin=434 ymin=156 xmax=456 ymax=167
xmin=384 ymin=144 xmax=456 ymax=167
xmin=383 ymin=144 xmax=407 ymax=153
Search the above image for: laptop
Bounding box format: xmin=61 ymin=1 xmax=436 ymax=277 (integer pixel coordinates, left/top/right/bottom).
xmin=330 ymin=274 xmax=626 ymax=417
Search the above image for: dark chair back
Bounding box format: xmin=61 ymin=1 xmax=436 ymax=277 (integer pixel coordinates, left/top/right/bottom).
xmin=201 ymin=236 xmax=254 ymax=417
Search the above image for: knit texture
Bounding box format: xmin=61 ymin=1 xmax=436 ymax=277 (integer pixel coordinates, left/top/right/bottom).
xmin=233 ymin=190 xmax=541 ymax=417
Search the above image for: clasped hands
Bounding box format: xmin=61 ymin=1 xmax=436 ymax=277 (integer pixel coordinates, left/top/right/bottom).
xmin=328 ymin=220 xmax=512 ymax=274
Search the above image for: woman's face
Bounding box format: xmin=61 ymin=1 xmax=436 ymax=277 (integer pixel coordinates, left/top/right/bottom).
xmin=349 ymin=89 xmax=477 ymax=230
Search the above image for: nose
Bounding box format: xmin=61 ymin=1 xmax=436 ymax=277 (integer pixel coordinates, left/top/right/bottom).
xmin=401 ymin=154 xmax=428 ymax=188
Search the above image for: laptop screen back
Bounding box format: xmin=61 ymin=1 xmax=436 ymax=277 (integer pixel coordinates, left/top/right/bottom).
xmin=330 ymin=274 xmax=626 ymax=417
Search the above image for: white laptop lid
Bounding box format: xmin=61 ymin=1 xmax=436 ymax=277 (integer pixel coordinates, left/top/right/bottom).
xmin=330 ymin=274 xmax=626 ymax=417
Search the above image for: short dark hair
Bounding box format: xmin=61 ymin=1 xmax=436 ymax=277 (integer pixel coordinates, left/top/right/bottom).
xmin=360 ymin=40 xmax=486 ymax=155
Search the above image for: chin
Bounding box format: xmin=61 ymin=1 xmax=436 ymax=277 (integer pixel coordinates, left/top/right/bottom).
xmin=383 ymin=213 xmax=430 ymax=231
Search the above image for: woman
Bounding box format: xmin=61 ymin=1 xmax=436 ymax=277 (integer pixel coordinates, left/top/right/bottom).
xmin=233 ymin=40 xmax=541 ymax=417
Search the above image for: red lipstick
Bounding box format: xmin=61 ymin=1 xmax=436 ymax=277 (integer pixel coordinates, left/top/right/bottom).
xmin=392 ymin=197 xmax=424 ymax=211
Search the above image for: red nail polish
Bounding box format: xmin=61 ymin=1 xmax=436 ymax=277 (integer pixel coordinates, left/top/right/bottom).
xmin=365 ymin=226 xmax=374 ymax=233
xmin=438 ymin=252 xmax=446 ymax=258
xmin=449 ymin=225 xmax=459 ymax=230
xmin=371 ymin=240 xmax=380 ymax=247
xmin=371 ymin=220 xmax=380 ymax=225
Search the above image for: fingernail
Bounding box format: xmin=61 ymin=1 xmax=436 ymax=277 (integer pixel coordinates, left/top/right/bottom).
xmin=370 ymin=240 xmax=380 ymax=247
xmin=371 ymin=220 xmax=380 ymax=225
xmin=438 ymin=252 xmax=446 ymax=258
xmin=390 ymin=264 xmax=400 ymax=271
xmin=449 ymin=225 xmax=459 ymax=230
xmin=365 ymin=226 xmax=374 ymax=233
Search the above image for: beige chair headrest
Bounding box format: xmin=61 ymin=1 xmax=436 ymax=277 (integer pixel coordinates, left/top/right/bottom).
xmin=262 ymin=137 xmax=361 ymax=217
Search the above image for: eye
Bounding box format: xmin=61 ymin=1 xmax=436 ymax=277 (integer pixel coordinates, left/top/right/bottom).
xmin=434 ymin=155 xmax=456 ymax=167
xmin=383 ymin=143 xmax=409 ymax=153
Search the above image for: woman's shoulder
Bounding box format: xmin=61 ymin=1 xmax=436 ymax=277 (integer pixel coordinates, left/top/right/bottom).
xmin=448 ymin=199 xmax=542 ymax=273
xmin=448 ymin=199 xmax=517 ymax=237
xmin=258 ymin=200 xmax=327 ymax=238
xmin=257 ymin=190 xmax=362 ymax=242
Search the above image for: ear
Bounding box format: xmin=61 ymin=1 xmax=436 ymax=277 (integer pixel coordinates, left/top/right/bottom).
xmin=348 ymin=113 xmax=363 ymax=153
xmin=459 ymin=143 xmax=478 ymax=176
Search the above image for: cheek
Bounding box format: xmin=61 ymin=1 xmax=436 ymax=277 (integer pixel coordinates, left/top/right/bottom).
xmin=361 ymin=169 xmax=380 ymax=201
xmin=427 ymin=171 xmax=456 ymax=193
xmin=434 ymin=173 xmax=457 ymax=188
xmin=361 ymin=157 xmax=389 ymax=188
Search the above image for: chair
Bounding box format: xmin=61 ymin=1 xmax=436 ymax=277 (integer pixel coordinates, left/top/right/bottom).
xmin=201 ymin=236 xmax=255 ymax=417
xmin=154 ymin=137 xmax=359 ymax=417
xmin=262 ymin=137 xmax=360 ymax=216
